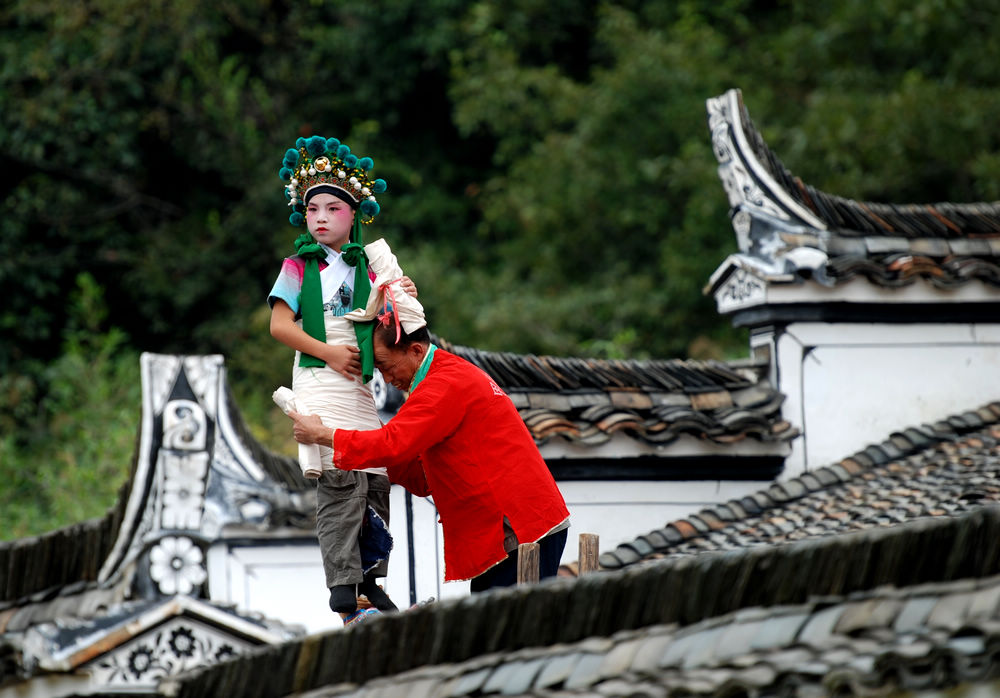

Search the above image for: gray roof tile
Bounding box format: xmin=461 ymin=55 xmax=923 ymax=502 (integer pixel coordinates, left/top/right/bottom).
xmin=627 ymin=631 xmax=675 ymax=674
xmin=480 ymin=658 xmax=544 ymax=696
xmin=797 ymin=606 xmax=847 ymax=648
xmin=927 ymin=592 xmax=977 ymax=631
xmin=447 ymin=667 xmax=492 ymax=697
xmin=749 ymin=612 xmax=810 ymax=651
xmin=532 ymin=652 xmax=579 ymax=690
xmin=562 ymin=652 xmax=606 ymax=691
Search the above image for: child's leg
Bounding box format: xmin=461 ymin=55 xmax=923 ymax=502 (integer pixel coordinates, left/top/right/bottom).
xmin=316 ymin=469 xmax=368 ymax=614
xmin=358 ymin=473 xmax=397 ymax=612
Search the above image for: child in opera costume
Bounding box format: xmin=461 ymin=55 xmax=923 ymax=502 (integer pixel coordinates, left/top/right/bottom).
xmin=268 ymin=135 xmax=425 ymax=626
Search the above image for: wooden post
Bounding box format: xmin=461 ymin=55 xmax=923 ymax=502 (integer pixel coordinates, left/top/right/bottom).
xmin=516 ymin=542 xmax=540 ymax=585
xmin=578 ymin=533 xmax=599 ymax=576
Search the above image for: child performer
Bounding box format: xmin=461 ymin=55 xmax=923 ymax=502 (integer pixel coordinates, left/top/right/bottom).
xmin=268 ymin=135 xmax=425 ymax=626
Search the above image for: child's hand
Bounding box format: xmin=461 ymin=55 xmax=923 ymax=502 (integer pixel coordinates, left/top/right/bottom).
xmin=325 ymin=344 xmax=362 ymax=380
xmin=400 ymin=276 xmax=418 ymax=298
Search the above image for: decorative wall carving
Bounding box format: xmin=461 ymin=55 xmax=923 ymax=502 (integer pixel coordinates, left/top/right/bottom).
xmin=717 ymin=268 xmax=767 ymax=313
xmin=163 ymin=399 xmax=207 ymax=451
xmin=159 ymin=452 xmax=209 ymax=530
xmin=87 ymin=617 xmax=252 ymax=689
xmin=148 ymin=536 xmax=207 ymax=596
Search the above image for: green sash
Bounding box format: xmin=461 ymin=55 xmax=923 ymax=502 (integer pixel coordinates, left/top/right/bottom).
xmin=294 ymin=217 xmax=374 ymax=381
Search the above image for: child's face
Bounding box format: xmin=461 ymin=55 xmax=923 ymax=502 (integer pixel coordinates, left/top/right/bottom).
xmin=305 ymin=192 xmax=355 ymax=249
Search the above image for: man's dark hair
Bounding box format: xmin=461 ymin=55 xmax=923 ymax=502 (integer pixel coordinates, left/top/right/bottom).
xmin=374 ymin=312 xmax=430 ymax=349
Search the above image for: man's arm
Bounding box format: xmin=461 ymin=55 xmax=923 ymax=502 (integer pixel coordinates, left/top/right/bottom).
xmin=289 ymin=410 xmax=430 ymax=495
xmin=289 ymin=367 xmax=466 ymax=470
xmin=386 ymin=457 xmax=430 ymax=497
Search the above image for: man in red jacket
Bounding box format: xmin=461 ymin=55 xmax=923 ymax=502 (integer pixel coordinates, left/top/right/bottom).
xmin=289 ymin=312 xmax=570 ymax=592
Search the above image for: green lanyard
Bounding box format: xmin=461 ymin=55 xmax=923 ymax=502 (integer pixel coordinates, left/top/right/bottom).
xmin=408 ymin=344 xmax=437 ymax=393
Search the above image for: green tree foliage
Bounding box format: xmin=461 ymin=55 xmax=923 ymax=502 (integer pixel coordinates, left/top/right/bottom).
xmin=0 ymin=274 xmax=139 ymax=539
xmin=3 ymin=0 xmax=1000 ymax=535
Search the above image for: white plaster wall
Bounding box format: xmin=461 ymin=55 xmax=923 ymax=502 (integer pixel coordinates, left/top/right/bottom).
xmin=777 ymin=323 xmax=1000 ymax=477
xmin=556 ymin=480 xmax=772 ymax=551
xmin=207 ymin=541 xmax=339 ymax=634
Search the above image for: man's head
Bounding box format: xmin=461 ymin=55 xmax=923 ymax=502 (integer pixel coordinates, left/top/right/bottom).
xmin=373 ymin=313 xmax=431 ymax=391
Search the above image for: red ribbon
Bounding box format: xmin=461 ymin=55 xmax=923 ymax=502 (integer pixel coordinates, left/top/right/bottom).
xmin=379 ymin=277 xmax=404 ymax=343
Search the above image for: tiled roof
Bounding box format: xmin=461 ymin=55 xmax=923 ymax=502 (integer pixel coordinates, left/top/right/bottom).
xmin=0 ymin=484 xmax=131 ymax=605
xmin=278 ymin=571 xmax=1000 ymax=697
xmin=437 ymin=338 xmax=798 ymax=448
xmin=599 ymin=401 xmax=1000 ymax=570
xmin=164 ymin=496 xmax=1000 ymax=697
xmin=1 ymin=595 xmax=294 ymax=682
xmin=149 ymin=396 xmax=1000 ymax=697
xmin=707 ymin=89 xmax=1000 ymax=291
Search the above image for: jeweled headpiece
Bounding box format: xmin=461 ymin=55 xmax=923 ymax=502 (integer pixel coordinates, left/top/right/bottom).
xmin=278 ymin=135 xmax=387 ymax=226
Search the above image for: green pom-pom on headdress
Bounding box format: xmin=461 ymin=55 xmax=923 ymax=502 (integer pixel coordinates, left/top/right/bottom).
xmin=326 ymin=137 xmax=341 ymax=151
xmin=279 ymin=166 xmax=293 ymax=180
xmin=296 ymin=137 xmax=307 ymax=149
xmin=336 ymin=144 xmax=351 ymax=159
xmin=289 ymin=211 xmax=304 ymax=226
xmin=283 ymin=148 xmax=299 ymax=168
xmin=360 ymin=199 xmax=380 ymax=217
xmin=306 ymin=135 xmax=327 ymax=156
xmin=344 ymin=154 xmax=359 ymax=168
xmin=359 ymin=157 xmax=374 ymax=171
xmin=372 ymin=179 xmax=387 ymax=194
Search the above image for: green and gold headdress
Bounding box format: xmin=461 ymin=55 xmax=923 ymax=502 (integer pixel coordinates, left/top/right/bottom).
xmin=278 ymin=135 xmax=387 ymax=226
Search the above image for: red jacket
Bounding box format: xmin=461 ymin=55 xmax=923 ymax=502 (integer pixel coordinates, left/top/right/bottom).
xmin=333 ymin=348 xmax=569 ymax=581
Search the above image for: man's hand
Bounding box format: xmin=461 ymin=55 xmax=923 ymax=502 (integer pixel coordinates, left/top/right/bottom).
xmin=289 ymin=410 xmax=333 ymax=447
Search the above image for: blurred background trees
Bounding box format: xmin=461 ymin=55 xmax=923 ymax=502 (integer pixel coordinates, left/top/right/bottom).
xmin=3 ymin=0 xmax=1000 ymax=537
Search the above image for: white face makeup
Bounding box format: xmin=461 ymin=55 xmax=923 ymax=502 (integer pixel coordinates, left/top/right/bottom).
xmin=305 ymin=192 xmax=354 ymax=250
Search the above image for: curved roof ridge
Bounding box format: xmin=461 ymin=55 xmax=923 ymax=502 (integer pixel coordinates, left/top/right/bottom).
xmin=730 ymin=88 xmax=1000 ymax=239
xmin=598 ymin=401 xmax=1000 ymax=570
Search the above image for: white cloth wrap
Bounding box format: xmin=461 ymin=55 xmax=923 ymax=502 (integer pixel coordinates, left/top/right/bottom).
xmin=344 ymin=238 xmax=426 ymax=334
xmin=272 ymin=387 xmax=323 ymax=479
xmin=290 ymin=339 xmax=386 ymax=476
